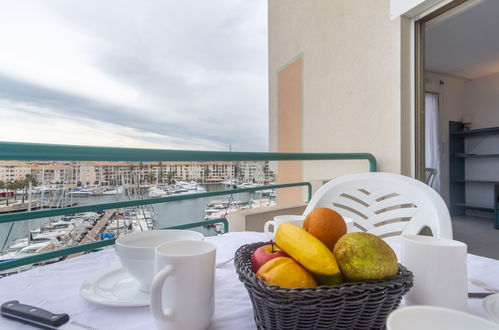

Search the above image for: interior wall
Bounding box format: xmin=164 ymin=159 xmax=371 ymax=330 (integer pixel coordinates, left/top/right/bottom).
xmin=425 ymin=71 xmax=465 ymax=205
xmin=463 ymin=73 xmax=499 ymax=208
xmin=425 ymin=72 xmax=499 ymax=209
xmin=464 ymin=73 xmax=499 ymax=129
xmin=269 ymin=0 xmax=411 ymax=192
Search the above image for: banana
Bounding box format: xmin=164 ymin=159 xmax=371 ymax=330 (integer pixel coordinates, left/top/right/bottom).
xmin=274 ymin=222 xmax=340 ymax=276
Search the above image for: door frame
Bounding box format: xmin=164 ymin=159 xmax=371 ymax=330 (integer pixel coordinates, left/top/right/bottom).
xmin=414 ymin=0 xmax=466 ymax=181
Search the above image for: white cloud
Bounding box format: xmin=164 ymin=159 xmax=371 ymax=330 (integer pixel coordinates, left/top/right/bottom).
xmin=0 ymin=0 xmax=268 ymax=151
xmin=0 ymin=102 xmax=223 ymax=150
xmin=0 ymin=2 xmax=142 ymax=108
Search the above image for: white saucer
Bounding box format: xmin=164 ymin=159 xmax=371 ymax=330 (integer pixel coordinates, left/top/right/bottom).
xmin=80 ymin=266 xmax=150 ymax=307
xmin=483 ymin=293 xmax=499 ymax=323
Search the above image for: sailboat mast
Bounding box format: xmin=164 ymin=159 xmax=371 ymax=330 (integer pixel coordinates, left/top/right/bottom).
xmin=229 ymin=144 xmax=233 ymax=188
xmin=28 ymin=181 xmax=32 ymax=212
xmin=27 ymin=181 xmax=32 ymax=245
xmin=40 ymin=167 xmax=45 ymax=210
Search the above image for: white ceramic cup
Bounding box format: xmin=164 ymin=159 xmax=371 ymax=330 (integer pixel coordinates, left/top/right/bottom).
xmin=386 ymin=306 xmax=499 ymax=330
xmin=400 ymin=234 xmax=468 ymax=311
xmin=264 ymin=215 xmax=305 ymax=237
xmin=150 ymin=240 xmax=216 ymax=330
xmin=115 ymin=230 xmax=204 ymax=292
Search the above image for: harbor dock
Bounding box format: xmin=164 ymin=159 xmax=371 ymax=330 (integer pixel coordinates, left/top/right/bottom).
xmin=66 ymin=210 xmax=116 ymax=259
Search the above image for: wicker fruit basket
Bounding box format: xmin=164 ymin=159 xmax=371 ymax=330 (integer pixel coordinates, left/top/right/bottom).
xmin=234 ymin=241 xmax=413 ymax=330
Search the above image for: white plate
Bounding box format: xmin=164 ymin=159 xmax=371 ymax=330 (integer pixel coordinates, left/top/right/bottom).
xmin=386 ymin=306 xmax=499 ymax=330
xmin=484 ymin=293 xmax=499 ymax=323
xmin=80 ymin=266 xmax=149 ymax=307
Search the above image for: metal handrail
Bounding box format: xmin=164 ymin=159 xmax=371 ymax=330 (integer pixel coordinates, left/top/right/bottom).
xmin=0 ymin=183 xmax=312 ymax=224
xmin=0 ymin=142 xmax=378 ymax=172
xmin=0 ymin=141 xmax=378 ymax=271
xmin=0 ymin=218 xmax=229 ymax=272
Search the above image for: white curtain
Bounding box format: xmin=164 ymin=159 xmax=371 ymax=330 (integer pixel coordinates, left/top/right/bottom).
xmin=425 ymin=93 xmax=441 ymax=193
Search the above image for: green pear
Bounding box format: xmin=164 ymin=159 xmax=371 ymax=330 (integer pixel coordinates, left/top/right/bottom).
xmin=313 ymin=272 xmax=344 ymax=286
xmin=333 ymin=232 xmax=398 ymax=282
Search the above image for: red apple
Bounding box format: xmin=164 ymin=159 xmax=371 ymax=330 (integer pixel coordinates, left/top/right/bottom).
xmin=251 ymin=243 xmax=287 ymax=272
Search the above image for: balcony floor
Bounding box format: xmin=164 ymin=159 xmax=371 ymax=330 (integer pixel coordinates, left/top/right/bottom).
xmin=452 ymin=215 xmax=499 ymax=260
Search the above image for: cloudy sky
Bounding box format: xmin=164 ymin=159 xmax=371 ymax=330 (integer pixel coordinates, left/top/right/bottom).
xmin=0 ymin=0 xmax=268 ymax=151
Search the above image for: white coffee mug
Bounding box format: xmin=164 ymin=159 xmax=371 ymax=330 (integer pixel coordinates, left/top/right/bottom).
xmin=115 ymin=230 xmax=204 ymax=292
xmin=150 ymin=240 xmax=216 ymax=330
xmin=264 ymin=215 xmax=305 ymax=237
xmin=401 ymin=234 xmax=468 ymax=311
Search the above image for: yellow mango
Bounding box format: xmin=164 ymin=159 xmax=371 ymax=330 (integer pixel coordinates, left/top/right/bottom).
xmin=274 ymin=222 xmax=340 ymax=276
xmin=256 ymin=257 xmax=317 ymax=288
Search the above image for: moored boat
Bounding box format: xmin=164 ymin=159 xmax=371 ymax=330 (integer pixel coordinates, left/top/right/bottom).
xmin=69 ymin=188 xmax=94 ymax=197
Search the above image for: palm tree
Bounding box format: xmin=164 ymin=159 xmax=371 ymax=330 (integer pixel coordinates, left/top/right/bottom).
xmin=203 ymin=168 xmax=210 ymax=183
xmin=139 ymin=162 xmax=144 ymax=184
xmin=166 ymin=171 xmax=174 ymax=184
xmin=13 ymin=180 xmax=24 ymax=202
xmin=147 ymin=172 xmax=155 ymax=184
xmin=18 ymin=175 xmax=38 ymax=204
xmin=13 ymin=180 xmax=22 ymax=201
xmin=5 ymin=181 xmax=16 ymax=206
xmin=158 ymin=162 xmax=163 ymax=184
xmin=129 ymin=165 xmax=135 ymax=184
xmin=25 ymin=174 xmax=38 ymax=187
xmin=0 ymin=181 xmax=4 ymax=204
xmin=17 ymin=179 xmax=28 ymax=203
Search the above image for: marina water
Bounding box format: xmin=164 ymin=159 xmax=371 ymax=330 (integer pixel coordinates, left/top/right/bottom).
xmin=0 ymin=184 xmax=256 ymax=249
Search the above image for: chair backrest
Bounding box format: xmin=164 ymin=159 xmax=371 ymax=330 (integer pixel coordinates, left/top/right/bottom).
xmin=303 ymin=172 xmax=452 ymax=239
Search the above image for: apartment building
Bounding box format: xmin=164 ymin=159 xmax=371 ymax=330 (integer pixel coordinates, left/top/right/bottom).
xmin=0 ymin=160 xmax=274 ymax=185
xmin=0 ymin=161 xmax=32 ymax=182
xmin=239 ymin=162 xmax=274 ymax=184
xmin=77 ymin=162 xmax=132 ymax=186
xmin=31 ymin=162 xmax=75 ymax=184
xmin=145 ymin=162 xmax=238 ymax=183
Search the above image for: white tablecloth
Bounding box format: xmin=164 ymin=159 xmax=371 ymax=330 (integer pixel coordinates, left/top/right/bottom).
xmin=0 ymin=232 xmax=497 ymax=329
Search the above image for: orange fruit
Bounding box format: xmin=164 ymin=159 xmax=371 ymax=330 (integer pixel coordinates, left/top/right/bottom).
xmin=303 ymin=208 xmax=347 ymax=251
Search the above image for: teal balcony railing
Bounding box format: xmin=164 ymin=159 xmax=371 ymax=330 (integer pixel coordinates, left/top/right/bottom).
xmin=0 ymin=141 xmax=377 ymax=272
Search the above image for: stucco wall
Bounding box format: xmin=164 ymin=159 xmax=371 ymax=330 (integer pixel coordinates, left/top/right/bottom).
xmin=276 ymin=57 xmax=303 ymax=204
xmin=269 ymin=0 xmax=411 ymax=197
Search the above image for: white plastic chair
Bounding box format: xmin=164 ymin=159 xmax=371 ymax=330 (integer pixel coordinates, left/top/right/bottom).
xmin=303 ymin=172 xmax=452 ymax=239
